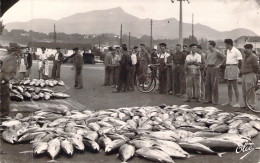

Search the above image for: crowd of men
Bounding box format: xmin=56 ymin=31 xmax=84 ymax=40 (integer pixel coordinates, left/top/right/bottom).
xmin=9 ymin=46 xmax=84 ymax=89
xmin=103 ymin=39 xmax=260 ymax=109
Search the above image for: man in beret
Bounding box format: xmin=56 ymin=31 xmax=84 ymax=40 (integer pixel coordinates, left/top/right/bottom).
xmin=52 ymin=47 xmax=64 ymax=80
xmin=204 ymin=41 xmax=225 ymax=105
xmin=172 ymin=44 xmax=186 ymax=97
xmin=113 ymin=44 xmax=131 ymax=93
xmin=104 ymin=47 xmax=113 ymax=86
xmin=158 ymin=43 xmax=170 ymax=94
xmin=241 ymin=44 xmax=259 ymax=109
xmin=185 ymin=44 xmax=201 ymax=102
xmin=137 ymin=44 xmax=151 ymax=86
xmin=222 ymin=39 xmax=242 ymax=107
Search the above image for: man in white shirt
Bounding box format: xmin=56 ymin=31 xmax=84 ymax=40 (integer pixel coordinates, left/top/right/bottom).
xmin=128 ymin=46 xmax=138 ymax=91
xmin=38 ymin=47 xmax=49 ymax=79
xmin=222 ymin=39 xmax=243 ymax=107
xmin=185 ymin=44 xmax=201 ymax=102
xmin=158 ymin=43 xmax=170 ymax=94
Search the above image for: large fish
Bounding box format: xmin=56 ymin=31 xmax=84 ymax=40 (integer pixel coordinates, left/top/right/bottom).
xmin=136 ymin=148 xmax=174 ymax=163
xmin=61 ymin=139 xmax=73 ymax=156
xmin=152 ymin=144 xmax=189 ymax=158
xmin=70 ymin=137 xmax=85 ymax=151
xmin=119 ymin=144 xmax=135 ymax=163
xmin=83 ymin=139 xmax=100 ymax=152
xmin=2 ymin=129 xmax=18 ymax=144
xmin=105 ymin=139 xmax=126 ymax=153
xmin=98 ymin=136 xmax=112 ymax=149
xmin=34 ymin=142 xmax=48 ymax=155
xmin=47 ymin=138 xmax=61 ymax=161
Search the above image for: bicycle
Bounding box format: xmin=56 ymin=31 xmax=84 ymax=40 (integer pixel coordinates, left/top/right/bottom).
xmin=245 ymin=74 xmax=260 ymax=113
xmin=136 ymin=64 xmax=159 ymax=93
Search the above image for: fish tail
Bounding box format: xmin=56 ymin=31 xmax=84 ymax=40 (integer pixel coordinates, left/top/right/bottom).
xmin=47 ymin=160 xmax=57 ymax=162
xmin=217 ymin=152 xmax=227 ymax=157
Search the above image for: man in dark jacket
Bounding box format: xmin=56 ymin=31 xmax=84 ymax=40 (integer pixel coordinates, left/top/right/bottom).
xmin=113 ymin=44 xmax=131 ymax=93
xmin=52 ymin=47 xmax=64 ymax=80
xmin=24 ymin=47 xmax=32 ymax=78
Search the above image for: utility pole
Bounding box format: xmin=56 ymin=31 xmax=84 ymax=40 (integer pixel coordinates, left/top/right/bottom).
xmin=54 ymin=24 xmax=57 ymax=43
xmin=150 ymin=19 xmax=153 ymax=50
xmin=120 ymin=24 xmax=122 ymax=45
xmin=192 ymin=13 xmax=194 ymax=43
xmin=128 ymin=32 xmax=131 ymax=49
xmin=171 ymin=0 xmax=190 ymax=47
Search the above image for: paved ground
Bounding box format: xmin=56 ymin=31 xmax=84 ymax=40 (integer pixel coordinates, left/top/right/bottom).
xmin=1 ymin=62 xmax=260 ymax=163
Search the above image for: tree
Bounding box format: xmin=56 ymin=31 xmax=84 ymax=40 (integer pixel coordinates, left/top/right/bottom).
xmin=0 ymin=21 xmax=5 ymax=35
xmin=183 ymin=35 xmax=198 ymax=46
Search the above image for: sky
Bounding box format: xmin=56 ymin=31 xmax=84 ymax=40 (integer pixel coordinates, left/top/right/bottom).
xmin=1 ymin=0 xmax=260 ymax=35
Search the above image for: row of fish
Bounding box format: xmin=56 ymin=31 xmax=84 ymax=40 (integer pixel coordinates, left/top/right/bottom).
xmin=9 ymin=84 xmax=70 ymax=101
xmin=11 ymin=78 xmax=65 ymax=88
xmin=1 ymin=105 xmax=259 ymax=163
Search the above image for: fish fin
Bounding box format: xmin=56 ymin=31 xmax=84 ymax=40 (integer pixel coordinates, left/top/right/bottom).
xmin=217 ymin=152 xmax=227 ymax=157
xmin=47 ymin=160 xmax=58 ymax=162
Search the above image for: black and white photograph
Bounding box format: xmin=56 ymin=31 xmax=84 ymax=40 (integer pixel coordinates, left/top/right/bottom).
xmin=0 ymin=0 xmax=260 ymax=162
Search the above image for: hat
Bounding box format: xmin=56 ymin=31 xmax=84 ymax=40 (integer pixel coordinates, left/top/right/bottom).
xmin=244 ymin=44 xmax=253 ymax=49
xmin=189 ymin=44 xmax=197 ymax=48
xmin=41 ymin=47 xmax=46 ymax=50
xmin=133 ymin=46 xmax=138 ymax=49
xmin=159 ymin=43 xmax=167 ymax=47
xmin=153 ymin=45 xmax=157 ymax=50
xmin=73 ymin=47 xmax=79 ymax=51
xmin=140 ymin=44 xmax=145 ymax=47
xmin=197 ymin=45 xmax=202 ymax=49
xmin=183 ymin=44 xmax=188 ymax=48
xmin=56 ymin=47 xmax=61 ymax=50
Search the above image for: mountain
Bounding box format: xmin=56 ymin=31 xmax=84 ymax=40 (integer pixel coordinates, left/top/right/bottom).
xmin=4 ymin=7 xmax=257 ymax=40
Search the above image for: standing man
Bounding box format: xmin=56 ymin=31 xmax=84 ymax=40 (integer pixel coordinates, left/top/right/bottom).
xmin=112 ymin=48 xmax=120 ymax=88
xmin=113 ymin=44 xmax=131 ymax=93
xmin=158 ymin=43 xmax=170 ymax=94
xmin=128 ymin=46 xmax=137 ymax=91
xmin=203 ymin=41 xmax=225 ymax=105
xmin=185 ymin=44 xmax=201 ymax=102
xmin=183 ymin=45 xmax=189 ymax=55
xmin=52 ymin=47 xmax=64 ymax=80
xmin=222 ymin=39 xmax=243 ymax=107
xmin=166 ymin=48 xmax=174 ymax=95
xmin=241 ymin=44 xmax=259 ymax=109
xmin=197 ymin=45 xmax=207 ymax=100
xmin=39 ymin=47 xmax=49 ymax=79
xmin=104 ymin=47 xmax=113 ymax=86
xmin=24 ymin=47 xmax=32 ymax=78
xmin=137 ymin=44 xmax=150 ymax=85
xmin=172 ymin=44 xmax=186 ymax=97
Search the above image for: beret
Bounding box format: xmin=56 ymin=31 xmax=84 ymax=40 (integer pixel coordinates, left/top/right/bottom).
xmin=244 ymin=44 xmax=253 ymax=49
xmin=159 ymin=43 xmax=167 ymax=47
xmin=189 ymin=43 xmax=197 ymax=47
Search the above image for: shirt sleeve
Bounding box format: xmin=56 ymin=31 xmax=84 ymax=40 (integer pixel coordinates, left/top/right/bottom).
xmin=236 ymin=49 xmax=243 ymax=60
xmin=197 ymin=54 xmax=201 ymax=63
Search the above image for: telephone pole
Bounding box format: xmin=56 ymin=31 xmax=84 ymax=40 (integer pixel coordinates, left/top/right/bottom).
xmin=54 ymin=24 xmax=57 ymax=43
xmin=171 ymin=0 xmax=190 ymax=47
xmin=120 ymin=24 xmax=122 ymax=45
xmin=192 ymin=13 xmax=194 ymax=43
xmin=150 ymin=19 xmax=153 ymax=50
xmin=128 ymin=32 xmax=131 ymax=49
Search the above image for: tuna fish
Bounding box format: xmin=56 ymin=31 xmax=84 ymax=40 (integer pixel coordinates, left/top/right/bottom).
xmin=136 ymin=148 xmax=174 ymax=163
xmin=47 ymin=138 xmax=61 ymax=161
xmin=119 ymin=144 xmax=135 ymax=162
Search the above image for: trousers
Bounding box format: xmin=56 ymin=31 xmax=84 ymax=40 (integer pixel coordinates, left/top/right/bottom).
xmin=75 ymin=67 xmax=83 ymax=87
xmin=205 ymin=67 xmax=219 ymax=103
xmin=173 ymin=65 xmax=185 ymax=95
xmin=186 ymin=68 xmax=201 ymax=99
xmin=52 ymin=61 xmax=61 ymax=80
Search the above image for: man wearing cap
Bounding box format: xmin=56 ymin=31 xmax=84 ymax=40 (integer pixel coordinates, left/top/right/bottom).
xmin=38 ymin=47 xmax=49 ymax=79
xmin=52 ymin=47 xmax=64 ymax=80
xmin=137 ymin=44 xmax=151 ymax=85
xmin=185 ymin=44 xmax=201 ymax=102
xmin=182 ymin=45 xmax=189 ymax=55
xmin=112 ymin=48 xmax=120 ymax=88
xmin=113 ymin=44 xmax=131 ymax=93
xmin=172 ymin=44 xmax=186 ymax=97
xmin=104 ymin=47 xmax=113 ymax=86
xmin=241 ymin=44 xmax=259 ymax=109
xmin=222 ymin=39 xmax=242 ymax=107
xmin=158 ymin=43 xmax=170 ymax=94
xmin=128 ymin=46 xmax=138 ymax=91
xmin=203 ymin=41 xmax=225 ymax=105
xmin=166 ymin=48 xmax=174 ymax=95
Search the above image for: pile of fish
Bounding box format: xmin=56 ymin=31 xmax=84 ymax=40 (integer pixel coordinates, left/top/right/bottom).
xmin=17 ymin=78 xmax=65 ymax=88
xmin=9 ymin=84 xmax=70 ymax=101
xmin=1 ymin=105 xmax=260 ymax=163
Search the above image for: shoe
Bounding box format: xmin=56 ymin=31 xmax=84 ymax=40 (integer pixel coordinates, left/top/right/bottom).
xmin=197 ymin=99 xmax=201 ymax=102
xmin=203 ymin=101 xmax=212 ymax=104
xmin=184 ymin=99 xmax=191 ymax=102
xmin=222 ymin=102 xmax=233 ymax=106
xmin=112 ymin=90 xmax=121 ymax=93
xmin=76 ymin=86 xmax=83 ymax=89
xmin=168 ymin=91 xmax=173 ymax=95
xmin=178 ymin=94 xmax=184 ymax=98
xmin=232 ymin=103 xmax=240 ymax=108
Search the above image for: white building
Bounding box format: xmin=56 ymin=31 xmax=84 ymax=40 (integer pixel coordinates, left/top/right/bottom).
xmin=234 ymin=36 xmax=260 ymax=51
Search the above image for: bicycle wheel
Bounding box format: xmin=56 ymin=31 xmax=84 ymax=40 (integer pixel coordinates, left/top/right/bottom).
xmin=136 ymin=73 xmax=156 ymax=93
xmin=245 ymin=85 xmax=260 ymax=113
